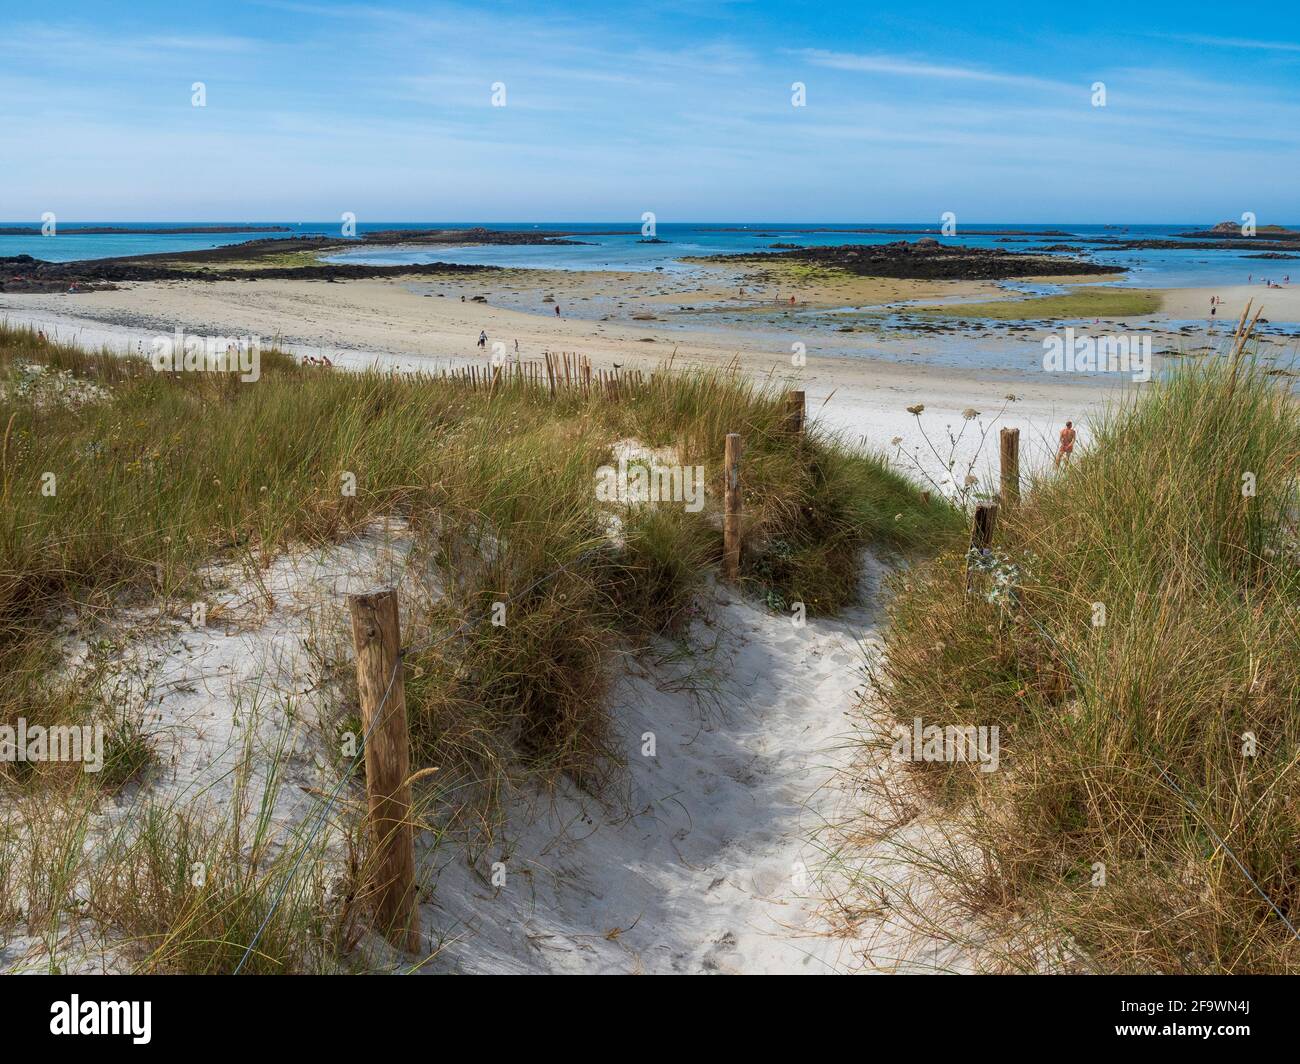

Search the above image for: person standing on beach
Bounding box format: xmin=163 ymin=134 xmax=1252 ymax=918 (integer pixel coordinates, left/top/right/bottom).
xmin=1055 ymin=421 xmax=1076 ymax=468
xmin=478 ymin=330 xmax=487 ymax=348
xmin=555 ymin=304 xmax=561 ymax=317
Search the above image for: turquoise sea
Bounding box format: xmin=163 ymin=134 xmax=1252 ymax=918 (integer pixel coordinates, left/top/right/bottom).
xmin=3 ymin=222 xmax=1298 ymax=290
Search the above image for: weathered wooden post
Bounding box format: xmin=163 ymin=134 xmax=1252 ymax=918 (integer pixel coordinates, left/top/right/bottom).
xmin=965 ymin=502 xmax=999 ymax=597
xmin=724 ymin=433 xmax=742 ymax=581
xmin=999 ymin=427 xmax=1020 ymax=507
xmin=784 ymin=390 xmax=805 ymax=436
xmin=347 ymin=587 xmax=420 ymax=953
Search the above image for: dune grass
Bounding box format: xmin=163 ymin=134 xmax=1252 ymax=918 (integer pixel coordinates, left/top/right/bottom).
xmin=0 ymin=322 xmax=956 ymax=971
xmin=861 ymin=334 xmax=1300 ymax=972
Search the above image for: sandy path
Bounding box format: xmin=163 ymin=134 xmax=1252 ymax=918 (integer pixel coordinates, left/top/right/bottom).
xmin=2 ymin=522 xmax=960 ymax=975
xmin=418 ymin=561 xmax=961 ymax=975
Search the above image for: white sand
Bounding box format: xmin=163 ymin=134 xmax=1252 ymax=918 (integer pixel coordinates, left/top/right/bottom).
xmin=2 ymin=520 xmax=967 ymax=974
xmin=417 ymin=559 xmax=967 ymax=974
xmin=1157 ymin=283 xmax=1300 ymax=322
xmin=1 ymin=523 xmax=415 ymax=974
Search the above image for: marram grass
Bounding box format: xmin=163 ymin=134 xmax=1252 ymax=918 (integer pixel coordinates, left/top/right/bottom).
xmin=859 ymin=345 xmax=1300 ymax=973
xmin=0 ymin=322 xmax=953 ymax=972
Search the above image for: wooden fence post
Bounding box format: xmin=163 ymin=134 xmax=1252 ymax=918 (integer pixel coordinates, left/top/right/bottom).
xmin=965 ymin=502 xmax=999 ymax=596
xmin=347 ymin=587 xmax=420 ymax=953
xmin=999 ymin=427 xmax=1020 ymax=507
xmin=784 ymin=390 xmax=805 ymax=436
xmin=724 ymin=433 xmax=742 ymax=581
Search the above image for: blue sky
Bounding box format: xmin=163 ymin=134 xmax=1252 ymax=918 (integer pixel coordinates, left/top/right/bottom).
xmin=2 ymin=0 xmax=1298 ymax=222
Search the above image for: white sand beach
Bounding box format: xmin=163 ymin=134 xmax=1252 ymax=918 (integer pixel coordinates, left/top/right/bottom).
xmin=0 ymin=272 xmax=1143 ymax=489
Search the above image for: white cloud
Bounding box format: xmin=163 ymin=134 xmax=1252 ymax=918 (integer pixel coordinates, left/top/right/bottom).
xmin=794 ymin=48 xmax=1070 ymax=92
xmin=1162 ymin=33 xmax=1300 ymax=54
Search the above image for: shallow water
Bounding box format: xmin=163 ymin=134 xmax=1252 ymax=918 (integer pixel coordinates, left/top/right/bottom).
xmin=5 ymin=221 xmax=1298 ymax=289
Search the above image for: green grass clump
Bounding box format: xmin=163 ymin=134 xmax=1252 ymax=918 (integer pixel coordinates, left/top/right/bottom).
xmin=865 ymin=342 xmax=1300 ymax=973
xmin=912 ymin=286 xmax=1161 ymax=320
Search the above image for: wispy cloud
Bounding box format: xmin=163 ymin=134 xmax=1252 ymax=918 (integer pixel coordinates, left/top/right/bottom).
xmin=0 ymin=24 xmax=263 ymax=59
xmin=138 ymin=34 xmax=261 ymax=51
xmin=794 ymin=48 xmax=1069 ymax=91
xmin=1162 ymin=33 xmax=1300 ymax=54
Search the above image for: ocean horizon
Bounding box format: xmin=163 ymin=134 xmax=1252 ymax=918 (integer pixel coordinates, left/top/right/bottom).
xmin=6 ymin=221 xmax=1296 ymax=287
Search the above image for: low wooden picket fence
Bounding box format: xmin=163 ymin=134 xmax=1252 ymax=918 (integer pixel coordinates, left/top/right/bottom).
xmin=441 ymin=352 xmax=646 ymax=398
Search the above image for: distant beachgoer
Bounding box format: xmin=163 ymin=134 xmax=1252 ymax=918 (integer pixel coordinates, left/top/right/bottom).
xmin=1055 ymin=421 xmax=1076 ymax=468
xmin=478 ymin=330 xmax=487 ymax=348
xmin=555 ymin=304 xmax=561 ymax=316
xmin=513 ymin=338 xmax=519 ymax=354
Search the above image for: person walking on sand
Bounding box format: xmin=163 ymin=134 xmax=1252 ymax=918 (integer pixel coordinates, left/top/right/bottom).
xmin=555 ymin=303 xmax=561 ymax=317
xmin=1055 ymin=421 xmax=1076 ymax=468
xmin=478 ymin=330 xmax=487 ymax=349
